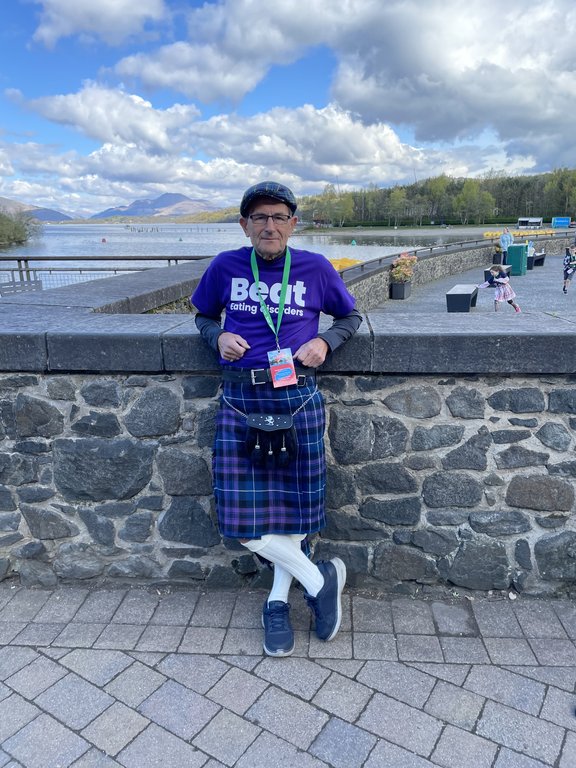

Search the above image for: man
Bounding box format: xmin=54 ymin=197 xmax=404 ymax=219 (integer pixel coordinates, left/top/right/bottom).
xmin=192 ymin=181 xmax=362 ymax=657
xmin=499 ymin=227 xmax=514 ymax=265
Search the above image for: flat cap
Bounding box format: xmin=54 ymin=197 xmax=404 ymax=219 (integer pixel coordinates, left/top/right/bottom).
xmin=240 ymin=181 xmax=297 ymax=217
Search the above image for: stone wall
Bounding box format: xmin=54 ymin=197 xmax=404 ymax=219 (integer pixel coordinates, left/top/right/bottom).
xmin=2 ymin=369 xmax=576 ymax=597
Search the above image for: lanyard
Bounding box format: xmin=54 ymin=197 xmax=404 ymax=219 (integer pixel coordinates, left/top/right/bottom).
xmin=250 ymin=247 xmax=291 ymax=349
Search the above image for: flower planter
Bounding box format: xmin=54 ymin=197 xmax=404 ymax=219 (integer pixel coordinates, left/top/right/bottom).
xmin=390 ymin=282 xmax=412 ymax=300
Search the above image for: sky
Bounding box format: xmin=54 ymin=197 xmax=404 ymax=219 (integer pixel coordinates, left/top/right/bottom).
xmin=1 ymin=0 xmax=575 ymax=218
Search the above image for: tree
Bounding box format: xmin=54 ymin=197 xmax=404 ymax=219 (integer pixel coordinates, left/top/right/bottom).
xmin=0 ymin=211 xmax=34 ymax=247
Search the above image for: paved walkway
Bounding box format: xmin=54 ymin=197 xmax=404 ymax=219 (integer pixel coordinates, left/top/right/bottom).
xmin=381 ymin=249 xmax=569 ymax=315
xmin=1 ymin=579 xmax=576 ymax=767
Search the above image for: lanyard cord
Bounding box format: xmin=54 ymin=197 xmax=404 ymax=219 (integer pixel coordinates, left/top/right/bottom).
xmin=250 ymin=247 xmax=291 ymax=349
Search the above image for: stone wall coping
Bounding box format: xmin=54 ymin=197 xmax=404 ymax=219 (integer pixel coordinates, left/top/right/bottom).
xmin=2 ymin=252 xmax=576 ymax=374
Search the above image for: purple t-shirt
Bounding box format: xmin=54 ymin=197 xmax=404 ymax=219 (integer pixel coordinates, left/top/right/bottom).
xmin=192 ymin=246 xmax=356 ymax=368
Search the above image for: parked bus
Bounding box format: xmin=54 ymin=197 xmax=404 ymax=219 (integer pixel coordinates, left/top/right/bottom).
xmin=517 ymin=217 xmax=543 ymax=229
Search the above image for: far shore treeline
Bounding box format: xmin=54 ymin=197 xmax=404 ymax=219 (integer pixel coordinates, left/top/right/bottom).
xmin=3 ymin=169 xmax=576 ymax=244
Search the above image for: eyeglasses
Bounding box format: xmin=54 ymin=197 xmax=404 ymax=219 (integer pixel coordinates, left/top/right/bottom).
xmin=248 ymin=213 xmax=292 ymax=225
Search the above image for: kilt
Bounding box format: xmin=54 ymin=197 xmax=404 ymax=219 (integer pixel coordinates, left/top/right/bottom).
xmin=213 ymin=379 xmax=326 ymax=539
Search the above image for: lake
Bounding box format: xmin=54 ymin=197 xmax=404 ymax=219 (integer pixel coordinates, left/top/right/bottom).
xmin=0 ymin=222 xmax=478 ymax=290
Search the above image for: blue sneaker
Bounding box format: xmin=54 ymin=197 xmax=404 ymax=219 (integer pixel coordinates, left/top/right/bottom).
xmin=304 ymin=558 xmax=346 ymax=641
xmin=262 ymin=601 xmax=294 ymax=657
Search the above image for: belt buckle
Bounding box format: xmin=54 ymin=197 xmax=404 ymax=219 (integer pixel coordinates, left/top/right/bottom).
xmin=250 ymin=368 xmax=267 ymax=385
xmin=297 ymin=374 xmax=307 ymax=386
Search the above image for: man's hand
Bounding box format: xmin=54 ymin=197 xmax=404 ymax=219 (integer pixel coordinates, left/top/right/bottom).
xmin=218 ymin=332 xmax=250 ymax=362
xmin=294 ymin=338 xmax=329 ymax=368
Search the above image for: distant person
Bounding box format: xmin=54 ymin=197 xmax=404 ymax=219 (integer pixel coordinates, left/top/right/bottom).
xmin=499 ymin=227 xmax=514 ymax=265
xmin=478 ymin=265 xmax=521 ymax=313
xmin=563 ymin=246 xmax=576 ymax=294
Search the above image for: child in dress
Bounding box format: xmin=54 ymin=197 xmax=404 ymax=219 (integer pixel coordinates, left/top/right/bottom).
xmin=477 ymin=265 xmax=521 ymax=313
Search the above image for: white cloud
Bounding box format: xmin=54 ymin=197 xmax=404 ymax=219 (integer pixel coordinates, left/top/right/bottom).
xmin=31 ymin=0 xmax=168 ymax=47
xmin=23 ymin=83 xmax=199 ymax=153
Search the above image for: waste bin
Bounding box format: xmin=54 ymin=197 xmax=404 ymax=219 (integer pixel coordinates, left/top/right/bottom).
xmin=507 ymin=244 xmax=528 ymax=276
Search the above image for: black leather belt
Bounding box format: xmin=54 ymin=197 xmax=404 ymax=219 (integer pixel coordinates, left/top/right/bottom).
xmin=221 ymin=367 xmax=315 ymax=386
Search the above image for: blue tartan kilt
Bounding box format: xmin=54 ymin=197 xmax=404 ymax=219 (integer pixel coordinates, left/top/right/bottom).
xmin=213 ymin=380 xmax=326 ymax=539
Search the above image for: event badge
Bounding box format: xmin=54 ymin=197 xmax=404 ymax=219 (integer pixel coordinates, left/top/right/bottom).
xmin=267 ymin=348 xmax=298 ymax=388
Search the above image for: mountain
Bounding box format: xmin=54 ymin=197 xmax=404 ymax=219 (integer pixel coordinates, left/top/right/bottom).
xmin=0 ymin=195 xmax=73 ymax=222
xmin=90 ymin=193 xmax=218 ymax=220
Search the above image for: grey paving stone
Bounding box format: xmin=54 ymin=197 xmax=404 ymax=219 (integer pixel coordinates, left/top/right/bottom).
xmin=0 ymin=647 xmax=39 ymax=680
xmin=3 ymin=713 xmax=89 ymax=768
xmin=53 ymin=622 xmax=106 ymax=648
xmin=137 ymin=679 xmax=219 ymax=740
xmin=133 ymin=624 xmax=185 ymax=652
xmin=156 ymin=653 xmax=229 ymax=694
xmin=315 ymin=658 xmax=365 ymax=678
xmin=104 ymin=661 xmax=165 ymax=708
xmin=464 ymin=665 xmax=545 ymax=715
xmin=0 ymin=623 xmax=26 ymax=644
xmin=116 ymin=722 xmax=207 ymax=768
xmin=431 ymin=601 xmax=478 ymax=636
xmin=149 ymin=590 xmax=199 ymax=626
xmin=93 ymin=623 xmax=145 ymax=650
xmin=60 ymin=649 xmax=133 ymax=686
xmin=33 ymin=588 xmax=89 ymax=624
xmin=73 ymin=590 xmax=127 ymax=624
xmin=397 ymin=634 xmax=443 ymax=662
xmin=245 ymin=686 xmax=329 ymax=750
xmin=472 ymin=600 xmax=524 ymax=638
xmin=539 ymin=686 xmax=576 ymax=733
xmin=255 ymin=656 xmax=330 ymax=700
xmin=494 ymin=748 xmax=549 ymax=767
xmin=219 ymin=654 xmax=260 ymax=672
xmin=513 ymin=602 xmax=568 ymax=639
xmin=110 ymin=590 xmax=159 ymax=624
xmin=484 ymin=638 xmax=539 ymax=665
xmin=352 ymin=595 xmax=394 ymax=632
xmin=0 ymin=584 xmax=20 ymax=611
xmin=192 ymin=708 xmax=260 ymax=765
xmin=0 ymin=682 xmax=10 ymax=702
xmin=35 ymin=673 xmax=114 ymax=730
xmin=69 ymin=747 xmax=122 ymax=766
xmin=559 ymin=730 xmax=576 ymax=768
xmin=5 ymin=655 xmax=68 ymax=699
xmin=505 ymin=665 xmax=576 ymax=692
xmin=178 ymin=626 xmax=225 ymax=654
xmin=0 ymin=750 xmax=15 ymax=768
xmin=356 ymin=660 xmax=435 ymax=707
xmin=311 ymin=671 xmax=373 ymax=722
xmin=392 ymin=599 xmax=435 ymax=634
xmin=408 ymin=662 xmax=470 ymax=686
xmin=0 ymin=589 xmax=50 ymax=622
xmin=476 ymin=700 xmax=564 ymax=764
xmin=528 ymin=638 xmax=576 ymax=666
xmin=207 ymin=666 xmax=268 ymax=715
xmin=552 ymin=601 xmax=576 ymax=639
xmin=80 ymin=701 xmax=149 ymax=756
xmin=0 ymin=693 xmax=40 ymax=741
xmin=11 ymin=621 xmax=65 ymax=646
xmin=189 ymin=591 xmax=237 ymax=627
xmin=309 ymin=630 xmax=353 ymax=659
xmin=431 ymin=724 xmax=497 ymax=768
xmin=229 ymin=591 xmax=268 ymax=629
xmin=352 ymin=632 xmax=398 ymax=660
xmin=221 ymin=627 xmax=265 ymax=655
xmin=439 ymin=636 xmax=490 ymax=663
xmin=235 ymin=730 xmax=326 ymax=768
xmin=364 ymin=739 xmax=436 ymax=767
xmin=357 ymin=692 xmax=443 ymax=756
xmin=309 ymin=717 xmax=377 ymax=768
xmin=424 ymin=680 xmax=484 ymax=730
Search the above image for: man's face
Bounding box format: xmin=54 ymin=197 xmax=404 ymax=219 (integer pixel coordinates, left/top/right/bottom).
xmin=240 ymin=199 xmax=297 ymax=260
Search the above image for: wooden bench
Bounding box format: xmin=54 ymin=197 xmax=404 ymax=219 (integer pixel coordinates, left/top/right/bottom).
xmin=446 ymin=284 xmax=478 ymax=312
xmin=484 ymin=264 xmax=511 ymax=281
xmin=0 ymin=279 xmax=43 ymax=296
